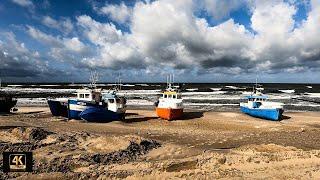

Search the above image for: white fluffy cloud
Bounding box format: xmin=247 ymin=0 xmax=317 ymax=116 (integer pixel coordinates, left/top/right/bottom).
xmin=16 ymin=0 xmax=320 ymax=81
xmin=68 ymin=0 xmax=320 ymax=76
xmin=99 ymin=2 xmax=132 ymax=23
xmin=11 ymin=0 xmax=33 ymax=8
xmin=42 ymin=16 xmax=74 ymax=34
xmin=203 ymin=0 xmax=244 ymax=20
xmin=27 ymin=26 xmax=91 ymax=63
xmin=0 ymin=31 xmax=49 ymax=78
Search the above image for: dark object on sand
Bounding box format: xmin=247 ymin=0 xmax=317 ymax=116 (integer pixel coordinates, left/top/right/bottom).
xmin=0 ymin=95 xmax=17 ymax=113
xmin=93 ymin=140 xmax=161 ymax=164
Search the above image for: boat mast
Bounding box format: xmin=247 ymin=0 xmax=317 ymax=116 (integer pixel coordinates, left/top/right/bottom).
xmin=89 ymin=71 xmax=99 ymax=89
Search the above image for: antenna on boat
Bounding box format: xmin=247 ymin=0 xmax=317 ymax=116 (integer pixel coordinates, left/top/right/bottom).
xmin=89 ymin=71 xmax=99 ymax=89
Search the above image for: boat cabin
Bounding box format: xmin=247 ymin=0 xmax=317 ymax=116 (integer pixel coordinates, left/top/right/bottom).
xmin=245 ymin=95 xmax=268 ymax=108
xmin=162 ymin=91 xmax=181 ymax=99
xmin=102 ymin=91 xmax=126 ymax=104
xmin=246 ymin=95 xmax=268 ymax=102
xmin=75 ymin=89 xmax=102 ymax=102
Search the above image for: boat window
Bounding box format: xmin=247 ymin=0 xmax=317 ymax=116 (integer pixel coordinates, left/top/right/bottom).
xmin=79 ymin=94 xmax=84 ymax=98
xmin=172 ymin=94 xmax=176 ymax=99
xmin=164 ymin=94 xmax=167 ymax=98
xmin=109 ymin=99 xmax=114 ymax=103
xmin=85 ymin=94 xmax=90 ymax=98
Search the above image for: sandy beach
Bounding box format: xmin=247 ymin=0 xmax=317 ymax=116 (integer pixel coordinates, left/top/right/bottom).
xmin=1 ymin=107 xmax=320 ymax=179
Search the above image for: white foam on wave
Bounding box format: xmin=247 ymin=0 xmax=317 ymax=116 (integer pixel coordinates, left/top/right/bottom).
xmin=126 ymin=99 xmax=154 ymax=106
xmin=305 ymin=93 xmax=320 ymax=98
xmin=210 ymin=88 xmax=222 ymax=91
xmin=186 ymin=88 xmax=198 ymax=91
xmin=136 ymin=84 xmax=149 ymax=86
xmin=122 ymin=84 xmax=135 ymax=87
xmin=225 ymin=86 xmax=246 ymax=90
xmin=182 ymin=97 xmax=239 ymax=100
xmin=279 ymin=89 xmax=295 ymax=93
xmin=17 ymin=98 xmax=47 ymax=106
xmin=288 ymin=103 xmax=320 ymax=107
xmin=182 ymin=91 xmax=227 ymax=95
xmin=1 ymin=87 xmax=76 ymax=94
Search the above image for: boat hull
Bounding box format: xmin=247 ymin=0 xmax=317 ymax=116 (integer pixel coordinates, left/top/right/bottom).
xmin=240 ymin=106 xmax=283 ymax=121
xmin=156 ymin=108 xmax=183 ymax=120
xmin=47 ymin=99 xmax=68 ymax=117
xmin=68 ymin=99 xmax=101 ymax=120
xmin=0 ymin=98 xmax=17 ymax=113
xmin=79 ymin=107 xmax=121 ymax=122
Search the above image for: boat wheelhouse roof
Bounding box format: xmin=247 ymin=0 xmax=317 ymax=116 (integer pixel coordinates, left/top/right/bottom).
xmin=163 ymin=91 xmax=178 ymax=95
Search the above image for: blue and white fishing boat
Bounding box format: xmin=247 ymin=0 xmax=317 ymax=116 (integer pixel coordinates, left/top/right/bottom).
xmin=79 ymin=90 xmax=126 ymax=122
xmin=68 ymin=88 xmax=126 ymax=121
xmin=48 ymin=72 xmax=127 ymax=121
xmin=240 ymin=86 xmax=284 ymax=121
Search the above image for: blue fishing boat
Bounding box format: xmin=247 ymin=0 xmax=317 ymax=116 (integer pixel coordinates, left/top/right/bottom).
xmin=79 ymin=107 xmax=119 ymax=122
xmin=68 ymin=88 xmax=102 ymax=119
xmin=240 ymin=87 xmax=284 ymax=121
xmin=68 ymin=88 xmax=126 ymax=120
xmin=47 ymin=98 xmax=68 ymax=117
xmin=48 ymin=72 xmax=126 ymax=121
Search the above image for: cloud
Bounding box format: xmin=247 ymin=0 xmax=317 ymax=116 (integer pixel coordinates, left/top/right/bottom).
xmin=26 ymin=26 xmax=92 ymax=63
xmin=42 ymin=16 xmax=74 ymax=34
xmin=0 ymin=32 xmax=48 ymax=78
xmin=99 ymin=2 xmax=132 ymax=23
xmin=77 ymin=15 xmax=122 ymax=45
xmin=6 ymin=0 xmax=320 ymax=82
xmin=11 ymin=0 xmax=34 ymax=8
xmin=40 ymin=0 xmax=320 ymax=78
xmin=202 ymin=0 xmax=245 ymax=20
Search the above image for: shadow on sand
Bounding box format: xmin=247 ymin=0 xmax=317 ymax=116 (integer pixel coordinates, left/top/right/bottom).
xmin=177 ymin=111 xmax=204 ymax=121
xmin=20 ymin=111 xmax=44 ymax=114
xmin=124 ymin=113 xmax=139 ymax=116
xmin=280 ymin=115 xmax=291 ymax=121
xmin=122 ymin=116 xmax=158 ymax=123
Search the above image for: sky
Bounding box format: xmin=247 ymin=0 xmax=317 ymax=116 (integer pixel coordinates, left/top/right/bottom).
xmin=0 ymin=0 xmax=319 ymax=83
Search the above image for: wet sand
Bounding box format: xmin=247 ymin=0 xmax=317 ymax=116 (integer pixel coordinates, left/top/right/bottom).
xmin=1 ymin=107 xmax=320 ymax=179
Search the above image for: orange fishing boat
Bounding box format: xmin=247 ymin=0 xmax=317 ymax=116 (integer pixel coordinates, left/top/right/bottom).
xmin=155 ymin=75 xmax=183 ymax=120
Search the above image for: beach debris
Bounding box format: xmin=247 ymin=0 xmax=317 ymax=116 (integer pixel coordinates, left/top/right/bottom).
xmin=93 ymin=139 xmax=161 ymax=164
xmin=28 ymin=127 xmax=53 ymax=141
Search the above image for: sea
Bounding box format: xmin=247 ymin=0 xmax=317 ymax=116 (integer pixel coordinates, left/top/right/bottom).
xmin=1 ymin=83 xmax=320 ymax=112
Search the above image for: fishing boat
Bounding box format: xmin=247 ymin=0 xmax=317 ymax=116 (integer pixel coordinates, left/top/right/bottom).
xmin=240 ymin=85 xmax=284 ymax=121
xmin=68 ymin=88 xmax=102 ymax=119
xmin=79 ymin=90 xmax=126 ymax=122
xmin=155 ymin=75 xmax=183 ymax=120
xmin=0 ymin=79 xmax=17 ymax=113
xmin=47 ymin=98 xmax=68 ymax=117
xmin=48 ymin=72 xmax=126 ymax=121
xmin=0 ymin=95 xmax=17 ymax=113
